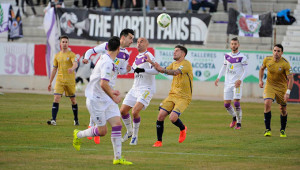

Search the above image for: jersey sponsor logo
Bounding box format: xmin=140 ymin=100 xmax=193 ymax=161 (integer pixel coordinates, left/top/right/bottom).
xmin=178 ymin=65 xmax=183 ymax=70
xmin=114 ymin=58 xmax=120 ymax=65
xmin=279 ymin=67 xmax=282 ymax=71
xmin=135 ymin=74 xmax=143 ymax=78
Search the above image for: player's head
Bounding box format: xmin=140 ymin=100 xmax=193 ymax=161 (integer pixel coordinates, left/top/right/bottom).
xmin=108 ymin=36 xmax=120 ymax=53
xmin=230 ymin=37 xmax=240 ymax=53
xmin=120 ymin=28 xmax=134 ymax=48
xmin=59 ymin=35 xmax=69 ymax=50
xmin=173 ymin=45 xmax=187 ymax=61
xmin=137 ymin=37 xmax=149 ymax=53
xmin=273 ymin=44 xmax=284 ymax=59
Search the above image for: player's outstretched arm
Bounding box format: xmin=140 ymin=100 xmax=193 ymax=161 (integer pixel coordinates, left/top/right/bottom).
xmin=82 ymin=49 xmax=94 ymax=64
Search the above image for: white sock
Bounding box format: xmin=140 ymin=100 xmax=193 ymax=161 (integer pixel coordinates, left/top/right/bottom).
xmin=226 ymin=106 xmax=237 ymax=117
xmin=133 ymin=122 xmax=140 ymax=137
xmin=122 ymin=114 xmax=133 ymax=133
xmin=132 ymin=117 xmax=141 ymax=137
xmin=88 ymin=117 xmax=93 ymax=127
xmin=236 ymin=108 xmax=242 ymax=123
xmin=77 ymin=126 xmax=99 ymax=138
xmin=111 ymin=126 xmax=122 ymax=160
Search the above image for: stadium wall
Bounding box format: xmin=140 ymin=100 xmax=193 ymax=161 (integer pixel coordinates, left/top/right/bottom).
xmin=0 ymin=75 xmax=262 ymax=99
xmin=0 ymin=43 xmax=299 ymax=100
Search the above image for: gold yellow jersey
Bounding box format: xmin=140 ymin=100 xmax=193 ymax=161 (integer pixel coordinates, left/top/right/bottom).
xmin=53 ymin=51 xmax=76 ymax=85
xmin=166 ymin=59 xmax=193 ymax=100
xmin=262 ymin=56 xmax=293 ymax=91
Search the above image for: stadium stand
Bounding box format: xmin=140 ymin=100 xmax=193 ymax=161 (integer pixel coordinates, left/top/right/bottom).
xmin=282 ymin=0 xmax=300 ymax=52
xmin=7 ymin=0 xmax=299 ymax=52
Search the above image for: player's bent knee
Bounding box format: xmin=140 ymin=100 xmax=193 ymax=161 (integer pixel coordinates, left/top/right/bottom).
xmin=97 ymin=126 xmax=108 ymax=136
xmin=169 ymin=112 xmax=179 ymax=123
xmin=234 ymin=101 xmax=240 ymax=108
xmin=224 ymin=103 xmax=231 ymax=108
xmin=280 ymin=105 xmax=287 ymax=116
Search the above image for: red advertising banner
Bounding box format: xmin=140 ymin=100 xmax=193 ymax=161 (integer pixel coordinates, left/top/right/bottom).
xmin=34 ymin=44 xmax=47 ymax=76
xmin=289 ymin=73 xmax=300 ymax=103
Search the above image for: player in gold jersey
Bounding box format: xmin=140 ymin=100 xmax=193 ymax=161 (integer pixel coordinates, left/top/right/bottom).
xmin=47 ymin=35 xmax=79 ymax=126
xmin=259 ymin=44 xmax=294 ymax=137
xmin=146 ymin=45 xmax=193 ymax=147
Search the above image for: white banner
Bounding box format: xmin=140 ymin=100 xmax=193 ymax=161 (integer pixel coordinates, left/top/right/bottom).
xmin=0 ymin=43 xmax=35 ymax=75
xmin=154 ymin=48 xmax=300 ymax=82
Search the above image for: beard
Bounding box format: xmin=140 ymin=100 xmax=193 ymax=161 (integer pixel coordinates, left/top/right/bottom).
xmin=231 ymin=47 xmax=238 ymax=52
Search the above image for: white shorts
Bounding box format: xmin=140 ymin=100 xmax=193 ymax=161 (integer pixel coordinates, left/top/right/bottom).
xmin=224 ymin=85 xmax=242 ymax=100
xmin=122 ymin=88 xmax=153 ymax=110
xmin=86 ymin=98 xmax=120 ymax=126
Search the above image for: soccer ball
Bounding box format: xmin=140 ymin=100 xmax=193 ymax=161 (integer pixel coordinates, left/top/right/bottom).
xmin=157 ymin=13 xmax=171 ymax=28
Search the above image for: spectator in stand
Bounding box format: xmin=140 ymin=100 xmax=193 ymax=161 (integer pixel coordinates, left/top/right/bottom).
xmin=236 ymin=0 xmax=252 ymax=15
xmin=213 ymin=0 xmax=227 ymax=12
xmin=154 ymin=0 xmax=166 ymax=11
xmin=125 ymin=0 xmax=143 ymax=11
xmin=18 ymin=0 xmax=37 ymax=17
xmin=36 ymin=0 xmax=47 ymax=6
xmin=191 ymin=0 xmax=216 ymax=13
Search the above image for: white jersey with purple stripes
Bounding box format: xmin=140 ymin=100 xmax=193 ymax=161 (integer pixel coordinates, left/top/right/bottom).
xmin=223 ymin=52 xmax=248 ymax=86
xmin=85 ymin=54 xmax=117 ymax=102
xmin=84 ymin=42 xmax=130 ymax=75
xmin=132 ymin=51 xmax=156 ymax=93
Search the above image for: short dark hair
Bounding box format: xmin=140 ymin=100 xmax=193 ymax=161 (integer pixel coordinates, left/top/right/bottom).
xmin=108 ymin=36 xmax=120 ymax=51
xmin=59 ymin=35 xmax=69 ymax=40
xmin=274 ymin=44 xmax=284 ymax=52
xmin=231 ymin=37 xmax=239 ymax=43
xmin=175 ymin=45 xmax=188 ymax=57
xmin=120 ymin=28 xmax=134 ymax=37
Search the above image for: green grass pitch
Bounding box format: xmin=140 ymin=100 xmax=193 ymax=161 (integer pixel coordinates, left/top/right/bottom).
xmin=0 ymin=93 xmax=299 ymax=169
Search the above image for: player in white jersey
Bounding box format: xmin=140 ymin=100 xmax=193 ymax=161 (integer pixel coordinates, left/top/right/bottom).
xmin=215 ymin=37 xmax=248 ymax=129
xmin=82 ymin=28 xmax=134 ymax=144
xmin=72 ymin=36 xmax=133 ymax=165
xmin=120 ymin=37 xmax=159 ymax=145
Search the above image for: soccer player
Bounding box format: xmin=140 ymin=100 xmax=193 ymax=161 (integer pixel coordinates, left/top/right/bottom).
xmin=73 ymin=36 xmax=133 ymax=165
xmin=47 ymin=35 xmax=79 ymax=126
xmin=214 ymin=37 xmax=248 ymax=130
xmin=147 ymin=45 xmax=192 ymax=147
xmin=259 ymin=44 xmax=294 ymax=137
xmin=82 ymin=28 xmax=134 ymax=144
xmin=120 ymin=37 xmax=159 ymax=145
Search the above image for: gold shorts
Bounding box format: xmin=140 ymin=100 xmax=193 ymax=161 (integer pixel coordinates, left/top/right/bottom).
xmin=54 ymin=83 xmax=76 ymax=97
xmin=159 ymin=95 xmax=191 ymax=115
xmin=263 ymin=86 xmax=286 ymax=106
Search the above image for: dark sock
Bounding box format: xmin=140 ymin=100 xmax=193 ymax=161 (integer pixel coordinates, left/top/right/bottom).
xmin=52 ymin=103 xmax=59 ymax=120
xmin=156 ymin=120 xmax=164 ymax=141
xmin=72 ymin=104 xmax=78 ymax=121
xmin=172 ymin=118 xmax=185 ymax=131
xmin=280 ymin=114 xmax=287 ymax=131
xmin=233 ymin=116 xmax=237 ymax=121
xmin=264 ymin=111 xmax=271 ymax=130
